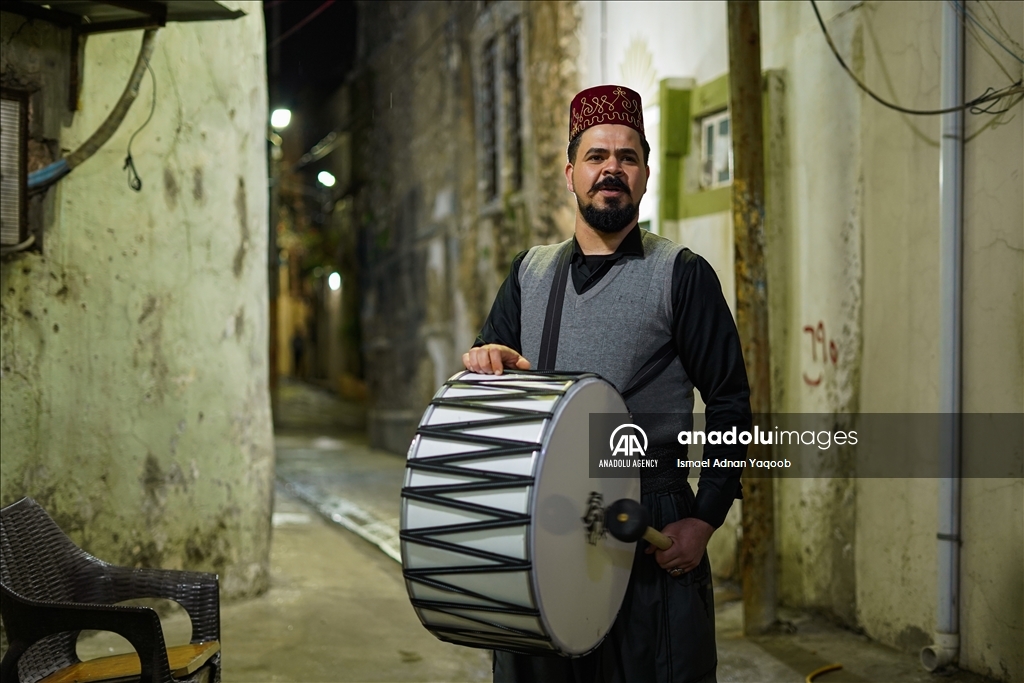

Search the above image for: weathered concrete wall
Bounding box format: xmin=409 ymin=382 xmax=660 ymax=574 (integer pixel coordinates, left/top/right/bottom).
xmin=856 ymin=1 xmax=1022 ymax=679
xmin=958 ymin=2 xmax=1024 ymax=678
xmin=0 ymin=1 xmax=274 ymax=597
xmin=352 ymin=0 xmax=579 ymax=453
xmin=854 ymin=0 xmax=945 ymax=657
xmin=759 ymin=2 xmax=1023 ymax=675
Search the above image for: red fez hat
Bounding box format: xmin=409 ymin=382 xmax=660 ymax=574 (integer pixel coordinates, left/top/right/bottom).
xmin=569 ymin=85 xmax=645 ymax=141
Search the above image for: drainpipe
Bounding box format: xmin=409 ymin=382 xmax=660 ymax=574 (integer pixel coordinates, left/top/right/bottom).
xmin=27 ymin=29 xmax=159 ymax=193
xmin=921 ymin=1 xmax=963 ymax=672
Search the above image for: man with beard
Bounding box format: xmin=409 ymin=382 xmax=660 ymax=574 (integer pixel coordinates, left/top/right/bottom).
xmin=463 ymin=85 xmax=751 ymax=683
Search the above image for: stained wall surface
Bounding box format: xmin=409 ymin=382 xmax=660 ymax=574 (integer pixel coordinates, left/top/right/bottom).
xmin=856 ymin=1 xmax=1023 ymax=679
xmin=759 ymin=0 xmax=864 ymax=628
xmin=0 ymin=1 xmax=274 ymax=597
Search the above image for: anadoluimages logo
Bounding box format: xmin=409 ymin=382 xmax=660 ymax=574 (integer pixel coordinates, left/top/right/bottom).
xmin=609 ymin=424 xmax=649 ymax=457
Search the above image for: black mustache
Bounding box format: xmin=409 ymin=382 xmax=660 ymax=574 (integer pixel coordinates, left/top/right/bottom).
xmin=590 ymin=177 xmax=629 ymax=194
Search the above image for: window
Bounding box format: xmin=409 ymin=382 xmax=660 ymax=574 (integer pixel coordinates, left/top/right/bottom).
xmin=699 ymin=110 xmax=732 ymax=190
xmin=475 ymin=12 xmax=524 ymax=203
xmin=0 ymin=89 xmax=28 ymax=248
xmin=504 ymin=19 xmax=523 ymax=192
xmin=480 ymin=38 xmax=499 ymax=201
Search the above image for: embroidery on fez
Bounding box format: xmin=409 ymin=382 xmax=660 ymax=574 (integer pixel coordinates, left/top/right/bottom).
xmin=570 ymin=85 xmax=644 ymax=140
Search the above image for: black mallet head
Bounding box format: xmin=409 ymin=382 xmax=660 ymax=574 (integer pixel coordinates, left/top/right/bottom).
xmin=605 ymin=498 xmax=650 ymax=543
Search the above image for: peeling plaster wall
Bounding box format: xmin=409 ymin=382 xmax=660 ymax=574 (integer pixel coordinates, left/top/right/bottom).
xmin=959 ymin=0 xmax=1024 ymax=676
xmin=0 ymin=2 xmax=273 ymax=598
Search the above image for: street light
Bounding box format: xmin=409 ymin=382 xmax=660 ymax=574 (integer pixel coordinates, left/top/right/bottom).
xmin=328 ymin=272 xmax=341 ymax=291
xmin=317 ymin=170 xmax=336 ymax=188
xmin=267 ymin=107 xmax=290 ymax=414
xmin=270 ymin=108 xmax=291 ymax=130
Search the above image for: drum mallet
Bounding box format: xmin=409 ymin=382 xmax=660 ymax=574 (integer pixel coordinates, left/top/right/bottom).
xmin=604 ymin=498 xmax=673 ymax=550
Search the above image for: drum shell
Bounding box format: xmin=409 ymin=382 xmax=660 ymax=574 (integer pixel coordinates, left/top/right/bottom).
xmin=400 ymin=371 xmax=639 ymax=657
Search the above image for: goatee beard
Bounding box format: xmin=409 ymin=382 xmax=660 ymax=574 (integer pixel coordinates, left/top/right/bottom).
xmin=578 ymin=197 xmax=639 ymax=234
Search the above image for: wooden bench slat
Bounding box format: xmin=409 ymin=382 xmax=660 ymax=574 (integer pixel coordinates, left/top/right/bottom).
xmin=40 ymin=641 xmax=220 ymax=683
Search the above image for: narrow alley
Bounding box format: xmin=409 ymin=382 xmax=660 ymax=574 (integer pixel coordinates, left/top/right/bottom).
xmin=2 ymin=2 xmax=1020 ymax=682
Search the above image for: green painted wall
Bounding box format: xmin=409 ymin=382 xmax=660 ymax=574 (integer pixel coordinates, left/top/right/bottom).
xmin=0 ymin=1 xmax=273 ymax=597
xmin=659 ymin=73 xmax=733 ymax=224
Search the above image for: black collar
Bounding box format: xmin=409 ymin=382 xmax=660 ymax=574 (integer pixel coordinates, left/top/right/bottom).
xmin=567 ymin=225 xmax=645 ymax=295
xmin=570 ymin=225 xmax=645 ymax=263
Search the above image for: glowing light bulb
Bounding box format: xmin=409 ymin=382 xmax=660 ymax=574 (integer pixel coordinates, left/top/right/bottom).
xmin=270 ymin=108 xmax=291 ymax=129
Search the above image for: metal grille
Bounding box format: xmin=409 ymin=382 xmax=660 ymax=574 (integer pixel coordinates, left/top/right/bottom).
xmin=0 ymin=95 xmax=26 ymax=247
xmin=505 ymin=20 xmax=523 ymax=192
xmin=480 ymin=38 xmax=499 ymax=201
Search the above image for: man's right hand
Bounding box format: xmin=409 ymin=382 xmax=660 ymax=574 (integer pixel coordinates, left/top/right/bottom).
xmin=462 ymin=344 xmax=532 ymax=375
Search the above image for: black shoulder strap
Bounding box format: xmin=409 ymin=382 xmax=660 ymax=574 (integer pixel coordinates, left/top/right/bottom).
xmin=537 ymin=242 xmax=573 ymax=371
xmin=621 ymin=340 xmax=677 ymax=400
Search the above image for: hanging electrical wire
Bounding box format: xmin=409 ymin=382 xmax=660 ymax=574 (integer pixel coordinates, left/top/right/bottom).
xmin=809 ymin=0 xmax=1023 ymax=116
xmin=28 ymin=29 xmax=160 ymax=193
xmin=123 ymin=63 xmax=157 ymax=192
xmin=949 ymin=0 xmax=1024 ymax=65
xmin=269 ymin=0 xmax=336 ymax=50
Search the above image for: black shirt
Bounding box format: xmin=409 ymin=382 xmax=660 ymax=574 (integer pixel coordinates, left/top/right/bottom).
xmin=474 ymin=226 xmax=751 ymax=528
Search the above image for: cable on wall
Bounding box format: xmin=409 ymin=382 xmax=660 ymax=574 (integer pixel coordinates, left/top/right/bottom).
xmin=123 ymin=63 xmax=157 ymax=192
xmin=809 ymin=0 xmax=1022 ymax=116
xmin=948 ymin=0 xmax=1024 ymax=66
xmin=27 ymin=29 xmax=160 ymax=194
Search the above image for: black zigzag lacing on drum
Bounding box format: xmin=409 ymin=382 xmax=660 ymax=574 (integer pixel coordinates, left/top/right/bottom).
xmin=402 ymin=373 xmax=594 ymax=653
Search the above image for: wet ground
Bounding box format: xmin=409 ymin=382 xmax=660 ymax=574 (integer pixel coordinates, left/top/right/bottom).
xmin=76 ymin=380 xmax=999 ymax=683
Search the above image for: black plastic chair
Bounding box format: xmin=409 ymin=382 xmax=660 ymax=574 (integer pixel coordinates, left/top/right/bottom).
xmin=0 ymin=497 xmax=221 ymax=683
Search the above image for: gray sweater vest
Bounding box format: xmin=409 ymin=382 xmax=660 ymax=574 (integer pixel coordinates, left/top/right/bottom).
xmin=519 ymin=231 xmax=694 ymax=487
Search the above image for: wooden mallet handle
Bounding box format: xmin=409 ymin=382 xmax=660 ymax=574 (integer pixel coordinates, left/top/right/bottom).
xmin=605 ymin=498 xmax=673 ymax=550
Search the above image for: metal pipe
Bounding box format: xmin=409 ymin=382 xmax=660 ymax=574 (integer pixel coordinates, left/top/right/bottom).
xmin=921 ymin=1 xmax=964 ymax=672
xmin=28 ymin=29 xmax=159 ymax=192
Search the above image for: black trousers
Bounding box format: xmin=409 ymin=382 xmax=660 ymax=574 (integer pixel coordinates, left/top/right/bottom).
xmin=493 ymin=486 xmax=718 ymax=683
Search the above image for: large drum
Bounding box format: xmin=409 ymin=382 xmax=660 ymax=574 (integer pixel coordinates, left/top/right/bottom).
xmin=400 ymin=371 xmax=640 ymax=657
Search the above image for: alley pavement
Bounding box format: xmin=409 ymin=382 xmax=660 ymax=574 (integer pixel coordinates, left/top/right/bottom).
xmin=77 ymin=380 xmax=999 ymax=682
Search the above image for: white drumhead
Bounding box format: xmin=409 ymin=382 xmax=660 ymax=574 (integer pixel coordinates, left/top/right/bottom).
xmin=531 ymin=375 xmax=638 ymax=655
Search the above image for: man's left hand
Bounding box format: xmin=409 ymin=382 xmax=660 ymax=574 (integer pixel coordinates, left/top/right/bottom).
xmin=644 ymin=517 xmax=715 ymax=575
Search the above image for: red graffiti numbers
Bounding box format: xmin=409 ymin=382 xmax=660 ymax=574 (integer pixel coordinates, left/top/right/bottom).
xmin=802 ymin=320 xmax=838 ymax=387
